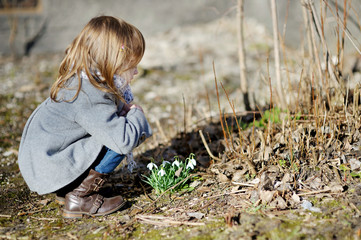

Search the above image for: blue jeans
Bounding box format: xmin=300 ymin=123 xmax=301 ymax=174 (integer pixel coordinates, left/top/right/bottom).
xmin=94 ymin=147 xmax=125 ymax=174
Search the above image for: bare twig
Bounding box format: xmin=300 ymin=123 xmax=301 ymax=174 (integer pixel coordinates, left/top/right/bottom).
xmin=302 ymin=2 xmax=324 ymax=85
xmin=322 ymin=0 xmax=361 ymax=55
xmin=231 ymin=181 xmax=255 ymax=187
xmin=232 ymin=150 xmax=257 ymax=176
xmin=297 ymin=189 xmax=332 ymax=196
xmin=182 ymin=94 xmax=187 ymax=135
xmin=307 ymin=0 xmax=342 ymax=86
xmin=155 ymin=119 xmax=168 ymax=143
xmin=213 ymin=61 xmax=230 ymax=149
xmin=139 ymin=178 xmax=155 ymax=202
xmin=136 ymin=215 xmax=205 ymax=226
xmin=207 ymin=189 xmax=247 ymax=199
xmin=199 ymin=129 xmax=222 ymax=161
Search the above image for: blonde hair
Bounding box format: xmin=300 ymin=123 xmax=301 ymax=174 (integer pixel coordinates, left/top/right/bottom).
xmin=50 ymin=16 xmax=145 ymax=102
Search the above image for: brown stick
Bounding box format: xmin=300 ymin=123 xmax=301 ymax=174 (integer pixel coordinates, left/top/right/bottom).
xmin=199 ymin=130 xmax=222 ymax=161
xmin=136 ymin=215 xmax=205 ymax=226
xmin=213 ymin=61 xmax=230 ymax=150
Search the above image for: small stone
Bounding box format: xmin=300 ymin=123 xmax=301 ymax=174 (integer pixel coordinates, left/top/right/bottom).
xmin=187 ymin=212 xmax=204 ymax=220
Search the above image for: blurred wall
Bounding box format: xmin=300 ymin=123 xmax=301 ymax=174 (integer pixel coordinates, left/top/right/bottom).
xmin=0 ymin=0 xmax=360 ymax=57
xmin=243 ymin=0 xmax=361 ymax=56
xmin=0 ymin=0 xmax=234 ymax=56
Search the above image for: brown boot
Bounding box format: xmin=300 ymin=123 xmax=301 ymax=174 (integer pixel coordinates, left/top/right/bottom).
xmin=62 ymin=169 xmax=125 ymax=218
xmin=55 ymin=186 xmax=113 ymax=206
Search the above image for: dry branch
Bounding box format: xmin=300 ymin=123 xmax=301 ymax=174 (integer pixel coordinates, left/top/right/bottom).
xmin=199 ymin=129 xmax=222 ymax=161
xmin=136 ymin=215 xmax=205 ymax=226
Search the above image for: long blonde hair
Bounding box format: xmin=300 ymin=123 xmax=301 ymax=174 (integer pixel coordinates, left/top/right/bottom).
xmin=50 ymin=16 xmax=145 ymax=102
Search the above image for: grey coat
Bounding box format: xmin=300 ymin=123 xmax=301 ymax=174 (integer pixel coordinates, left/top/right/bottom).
xmin=18 ymin=75 xmax=152 ymax=195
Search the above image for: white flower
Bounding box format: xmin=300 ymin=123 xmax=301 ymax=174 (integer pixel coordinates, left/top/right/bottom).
xmin=190 ymin=157 xmax=197 ymax=167
xmin=158 ymin=169 xmax=166 ymax=177
xmin=186 ymin=162 xmax=195 ymax=170
xmin=162 ymin=161 xmax=171 ymax=166
xmin=172 ymin=160 xmax=180 ymax=168
xmin=147 ymin=162 xmax=158 ymax=171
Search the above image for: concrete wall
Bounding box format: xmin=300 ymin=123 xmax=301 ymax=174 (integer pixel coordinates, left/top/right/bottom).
xmin=0 ymin=0 xmax=234 ymax=56
xmin=0 ymin=0 xmax=360 ymax=57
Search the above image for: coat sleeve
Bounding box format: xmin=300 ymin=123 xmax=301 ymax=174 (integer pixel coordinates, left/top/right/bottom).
xmin=74 ymin=90 xmax=152 ymax=155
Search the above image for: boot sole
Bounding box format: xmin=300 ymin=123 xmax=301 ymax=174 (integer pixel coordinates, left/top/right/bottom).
xmin=62 ymin=201 xmax=126 ymax=219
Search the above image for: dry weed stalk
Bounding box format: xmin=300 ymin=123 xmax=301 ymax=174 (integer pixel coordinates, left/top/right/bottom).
xmin=212 ymin=61 xmax=256 ymax=175
xmin=220 ymin=81 xmax=257 ymax=175
xmin=322 ymin=0 xmax=361 ymax=55
xmin=270 ymin=0 xmax=287 ymax=109
xmin=208 ymin=0 xmax=361 ymax=185
xmin=308 ymin=0 xmax=340 ymax=86
xmin=302 ymin=1 xmax=324 ymax=87
xmin=213 ymin=61 xmax=230 ymax=151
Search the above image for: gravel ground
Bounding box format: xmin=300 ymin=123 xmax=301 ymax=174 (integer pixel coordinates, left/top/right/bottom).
xmin=0 ymin=16 xmax=286 ymax=149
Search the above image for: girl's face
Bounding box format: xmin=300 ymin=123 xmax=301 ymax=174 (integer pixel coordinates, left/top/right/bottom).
xmin=121 ymin=66 xmax=138 ymax=84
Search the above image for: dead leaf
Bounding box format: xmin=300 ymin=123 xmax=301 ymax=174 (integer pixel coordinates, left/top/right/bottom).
xmin=350 ymin=158 xmax=361 ymax=171
xmin=309 ymin=177 xmax=323 ymax=190
xmin=189 ymin=180 xmax=201 ymax=188
xmin=270 ymin=196 xmax=287 ymax=209
xmin=259 ymin=172 xmax=274 ymax=191
xmin=231 ymin=186 xmax=241 ymax=192
xmin=291 ymin=192 xmax=301 ymax=203
xmin=217 ymin=173 xmax=229 ymax=183
xmin=130 ymin=208 xmax=142 ymax=216
xmin=231 ymin=168 xmax=248 ymax=182
xmin=197 ymin=186 xmax=211 ymax=193
xmin=325 ymin=182 xmax=344 ymax=193
xmin=39 ymin=199 xmax=51 ymax=206
xmin=259 ymin=190 xmax=276 ymax=203
xmin=250 ymin=190 xmax=260 ymax=203
xmin=175 ymin=167 xmax=183 ymax=177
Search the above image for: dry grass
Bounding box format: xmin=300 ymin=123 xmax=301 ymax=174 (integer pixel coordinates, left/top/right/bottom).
xmin=211 ymin=0 xmax=361 ymax=178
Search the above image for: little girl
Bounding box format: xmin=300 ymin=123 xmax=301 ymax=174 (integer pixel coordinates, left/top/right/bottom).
xmin=18 ymin=16 xmax=152 ymax=218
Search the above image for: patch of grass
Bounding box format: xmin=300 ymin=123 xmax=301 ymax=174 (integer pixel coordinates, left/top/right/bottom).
xmin=262 ymin=221 xmax=304 ymax=240
xmin=241 ymin=107 xmax=283 ymax=129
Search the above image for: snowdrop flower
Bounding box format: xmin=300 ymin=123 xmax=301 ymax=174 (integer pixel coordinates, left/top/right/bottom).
xmin=189 ymin=157 xmax=196 ymax=167
xmin=162 ymin=161 xmax=171 ymax=166
xmin=186 ymin=162 xmax=195 ymax=170
xmin=172 ymin=160 xmax=180 ymax=168
xmin=147 ymin=162 xmax=158 ymax=171
xmin=158 ymin=168 xmax=166 ymax=177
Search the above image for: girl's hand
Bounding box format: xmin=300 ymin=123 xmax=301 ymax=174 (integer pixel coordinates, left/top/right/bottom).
xmin=120 ymin=103 xmax=144 ymax=116
xmin=130 ymin=104 xmax=144 ymax=113
xmin=119 ymin=103 xmax=131 ymax=116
